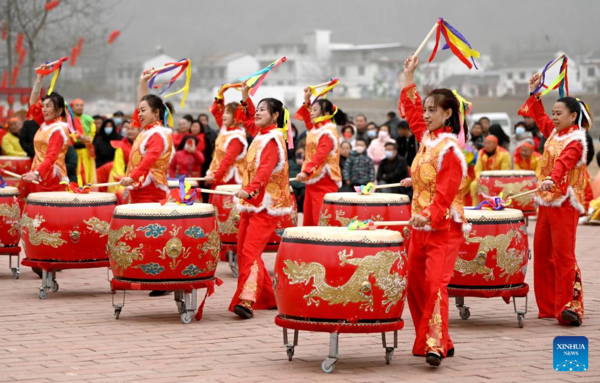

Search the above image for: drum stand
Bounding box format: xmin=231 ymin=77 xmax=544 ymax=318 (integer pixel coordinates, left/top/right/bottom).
xmin=282 ymin=328 xmax=398 ymax=374
xmin=38 ymin=270 xmax=59 ymax=299
xmin=454 ymin=294 xmax=528 ymax=328
xmin=226 ymin=250 xmax=239 ymax=278
xmin=112 ymin=289 xmax=198 ymax=324
xmin=0 ymin=247 xmax=21 ymax=279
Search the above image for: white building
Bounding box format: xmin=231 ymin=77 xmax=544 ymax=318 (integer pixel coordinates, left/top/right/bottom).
xmin=580 ymin=49 xmax=600 ymax=94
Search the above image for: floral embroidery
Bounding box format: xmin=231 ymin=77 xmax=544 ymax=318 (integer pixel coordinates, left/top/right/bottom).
xmin=184 ymin=226 xmax=208 ymax=239
xmin=239 ymin=261 xmax=259 ymax=302
xmin=182 ymin=264 xmax=204 ymax=277
xmin=137 ymin=263 xmax=164 ymax=276
xmin=137 ymin=224 xmax=167 ymax=238
xmin=425 ymin=289 xmax=444 ymax=355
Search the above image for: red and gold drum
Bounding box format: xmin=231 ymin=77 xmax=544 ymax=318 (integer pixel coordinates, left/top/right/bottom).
xmin=21 ymin=192 xmax=116 ymax=264
xmin=318 ymin=192 xmax=411 ymax=234
xmin=213 ymin=184 xmax=298 ymax=257
xmin=0 ymin=186 xmax=21 ymax=250
xmin=0 ymin=156 xmax=32 ymax=186
xmin=478 ymin=170 xmax=537 ymax=216
xmin=450 ymin=208 xmax=529 ymax=298
xmin=274 ymin=226 xmax=407 ymax=332
xmin=107 ymin=203 xmax=220 ymax=283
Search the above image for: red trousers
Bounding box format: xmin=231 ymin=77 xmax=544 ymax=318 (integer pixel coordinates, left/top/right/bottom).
xmin=228 ymin=210 xmax=277 ymax=312
xmin=303 ymin=176 xmax=338 ymax=226
xmin=129 ymin=184 xmax=167 ymax=204
xmin=534 ymin=204 xmax=584 ymax=324
xmin=407 ymin=221 xmax=462 ymax=357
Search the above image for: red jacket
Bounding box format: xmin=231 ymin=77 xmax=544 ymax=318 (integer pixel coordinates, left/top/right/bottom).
xmin=169 ymin=149 xmax=205 ymax=178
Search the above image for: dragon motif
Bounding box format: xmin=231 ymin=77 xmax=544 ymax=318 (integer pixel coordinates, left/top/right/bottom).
xmin=318 ymin=209 xmax=332 ymax=226
xmin=218 ymin=200 xmax=239 ymax=235
xmin=198 ymin=228 xmax=221 ymax=272
xmin=20 ymin=213 xmax=66 ymax=248
xmin=107 ymin=225 xmax=144 ymax=273
xmin=0 ymin=200 xmax=20 ymax=237
xmin=84 ymin=217 xmax=110 ymax=237
xmin=282 ymin=249 xmax=406 ymax=313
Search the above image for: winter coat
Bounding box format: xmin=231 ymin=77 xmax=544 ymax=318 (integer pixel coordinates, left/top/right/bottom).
xmin=342 ymin=151 xmax=375 ymax=185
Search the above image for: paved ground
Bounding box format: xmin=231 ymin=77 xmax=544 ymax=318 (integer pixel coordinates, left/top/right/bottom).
xmin=0 ymin=219 xmax=598 ymax=383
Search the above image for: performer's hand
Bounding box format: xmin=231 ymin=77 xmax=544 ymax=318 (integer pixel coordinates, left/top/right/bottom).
xmin=140 ymin=69 xmax=154 ymax=83
xmin=80 ymin=135 xmax=92 ymax=143
xmin=22 ymin=172 xmax=40 ymax=183
xmin=303 ymin=87 xmax=312 ymax=104
xmin=409 ymin=214 xmax=429 ymax=228
xmin=296 ymin=172 xmax=308 ymax=182
xmin=346 ymin=180 xmax=352 ymax=186
xmin=36 ymin=64 xmax=49 ymax=80
xmin=241 ymin=82 xmax=250 ymax=102
xmin=235 ymin=189 xmax=250 ymax=199
xmin=400 ymin=177 xmax=412 ymax=187
xmin=404 ymin=54 xmax=419 ymax=76
xmin=204 ymin=174 xmax=215 ymax=184
xmin=120 ymin=177 xmax=134 ymax=187
xmin=529 ymin=73 xmax=542 ymax=93
xmin=539 ymin=179 xmax=554 ymax=191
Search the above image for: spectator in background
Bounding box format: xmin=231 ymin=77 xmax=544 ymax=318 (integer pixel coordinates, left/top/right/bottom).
xmin=173 ymin=117 xmax=192 ymax=148
xmin=385 ymin=111 xmax=401 ymax=139
xmin=339 ymin=141 xmax=353 ymax=192
xmin=366 ymin=122 xmax=378 ymax=144
xmin=354 ymin=114 xmax=369 ymax=144
xmin=169 ymin=136 xmax=204 ymax=178
xmin=489 ymin=124 xmax=510 ymax=150
xmin=19 ymin=119 xmax=40 ymax=158
xmin=396 ymin=120 xmax=417 ymax=166
xmin=93 ymin=119 xmax=120 ymax=168
xmin=469 ymin=122 xmax=485 ymax=151
xmin=288 ymin=146 xmax=306 ymax=212
xmin=513 ymin=140 xmax=542 ymax=176
xmin=112 ymin=110 xmax=125 ymax=135
xmin=188 ymin=120 xmax=206 ymax=156
xmin=65 ymin=146 xmax=79 ymax=183
xmin=93 ymin=115 xmax=104 ymax=133
xmin=470 ymin=135 xmax=511 ymax=202
xmin=342 ymin=138 xmax=374 ymax=189
xmin=367 ymin=123 xmax=395 ymax=172
xmin=1 ymin=117 xmax=26 ymax=156
xmin=340 ymin=124 xmax=357 ymax=149
xmin=523 ymin=116 xmax=543 ymax=151
xmin=478 ymin=116 xmax=491 ymax=136
xmin=510 ymin=121 xmax=534 ymax=155
xmin=376 ymin=142 xmax=411 ymax=197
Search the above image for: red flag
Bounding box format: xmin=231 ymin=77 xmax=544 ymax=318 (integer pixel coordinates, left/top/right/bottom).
xmin=45 ymin=0 xmax=60 ymax=11
xmin=10 ymin=65 xmax=20 ymax=87
xmin=107 ymin=30 xmax=120 ymax=45
xmin=1 ymin=71 xmax=8 ymax=88
xmin=1 ymin=22 xmax=7 ymax=41
xmin=15 ymin=33 xmax=24 ymax=54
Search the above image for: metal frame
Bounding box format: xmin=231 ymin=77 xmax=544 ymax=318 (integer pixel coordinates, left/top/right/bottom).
xmin=112 ymin=288 xmax=198 ymax=324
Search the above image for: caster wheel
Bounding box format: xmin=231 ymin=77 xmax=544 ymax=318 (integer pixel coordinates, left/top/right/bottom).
xmin=321 ymin=360 xmax=335 ymax=374
xmin=39 ymin=289 xmax=47 ymax=300
xmin=176 ymin=301 xmax=186 ymax=314
xmin=286 ymin=347 xmax=294 ymax=361
xmin=12 ymin=269 xmax=19 ymax=279
xmin=51 ymin=281 xmax=59 ymax=292
xmin=385 ymin=348 xmax=394 ymax=365
xmin=114 ymin=308 xmax=121 ymax=319
xmin=229 ymin=252 xmax=239 ymax=278
xmin=181 ymin=312 xmax=193 ymax=324
xmin=518 ymin=314 xmax=525 ymax=328
xmin=459 ymin=308 xmax=470 ymax=320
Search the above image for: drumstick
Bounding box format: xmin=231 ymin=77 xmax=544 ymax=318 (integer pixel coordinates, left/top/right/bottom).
xmin=35 ymin=57 xmax=68 ymax=70
xmin=312 ymin=81 xmax=332 ymax=89
xmin=507 ymin=188 xmax=539 ymax=200
xmin=289 ymin=177 xmax=297 ymax=182
xmin=185 ymin=177 xmax=205 ymax=182
xmin=198 ymin=188 xmax=236 ymax=196
xmin=414 ymin=22 xmax=439 ymax=58
xmin=538 ymin=54 xmax=565 ymax=75
xmin=373 ymin=221 xmax=411 ymax=226
xmin=91 ymin=182 xmax=120 ymax=188
xmin=2 ymin=170 xmax=39 ymax=184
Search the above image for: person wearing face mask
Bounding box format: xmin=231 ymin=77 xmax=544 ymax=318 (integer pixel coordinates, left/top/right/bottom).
xmin=93 ymin=119 xmax=121 ymax=192
xmin=342 ymin=138 xmax=375 ymax=189
xmin=367 ymin=123 xmax=396 ymax=173
xmin=469 ymin=135 xmax=511 ymax=203
xmin=204 ymin=89 xmax=247 ymax=187
xmin=518 ymin=73 xmax=593 ymax=327
xmin=513 ymin=140 xmax=542 ymax=176
xmin=376 ymin=142 xmax=410 ymax=197
xmin=294 ymin=87 xmax=348 ymax=226
xmin=509 ymin=122 xmax=534 ymax=156
xmin=112 ymin=110 xmax=125 ymax=135
xmin=400 ymin=54 xmax=471 ymax=366
xmin=340 ymin=124 xmax=357 ymax=149
xmin=229 ymin=83 xmax=292 ymax=319
xmin=339 ymin=141 xmax=353 ymax=192
xmin=365 ymin=122 xmax=378 ymax=144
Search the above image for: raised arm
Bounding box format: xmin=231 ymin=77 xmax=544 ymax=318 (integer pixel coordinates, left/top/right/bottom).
xmin=209 ymin=98 xmax=225 ymax=128
xmin=29 ymin=64 xmax=47 ymax=106
xmin=235 ymin=83 xmax=259 ymax=137
xmin=137 ymin=69 xmax=153 ymax=105
xmin=519 ymin=73 xmax=556 ymax=138
xmin=294 ymin=87 xmax=314 ymax=130
xmin=398 ymin=55 xmax=427 ymax=142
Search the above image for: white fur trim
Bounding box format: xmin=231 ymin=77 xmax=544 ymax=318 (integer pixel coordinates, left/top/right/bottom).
xmin=535 ymin=186 xmax=585 ymax=214
xmin=42 ymin=124 xmax=69 ymax=146
xmin=236 ymin=192 xmax=293 ymax=216
xmin=223 ymin=134 xmax=248 ymax=161
xmin=423 ymin=132 xmax=457 ymax=148
xmin=139 ymin=126 xmax=171 ymax=156
xmin=436 ymin=141 xmax=468 ymax=179
xmin=305 ymin=124 xmax=341 ymax=187
xmin=252 ymin=129 xmax=286 ymax=174
xmin=450 ymin=206 xmax=472 ymax=233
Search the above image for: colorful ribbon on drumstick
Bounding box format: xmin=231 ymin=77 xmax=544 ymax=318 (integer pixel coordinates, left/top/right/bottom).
xmin=238 ymin=56 xmax=286 ymax=96
xmin=161 ymin=175 xmax=198 ymax=205
xmin=216 ymin=83 xmax=242 ymax=100
xmin=61 ymin=174 xmax=92 ymax=194
xmin=148 ymin=58 xmax=192 ymax=108
xmin=35 ymin=56 xmax=69 ymax=95
xmin=473 ymin=193 xmax=511 ymax=210
xmin=532 ymin=54 xmax=569 ymax=98
xmin=308 ymin=78 xmax=339 ymax=103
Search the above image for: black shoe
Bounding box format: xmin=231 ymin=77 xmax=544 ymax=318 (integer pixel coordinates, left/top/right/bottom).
xmin=32 ymin=267 xmax=43 ymax=279
xmin=426 ymin=352 xmax=442 ymax=366
xmin=561 ymin=310 xmax=582 ymax=326
xmin=148 ymin=290 xmax=171 ymax=297
xmin=447 ymin=348 xmax=455 ymax=357
xmin=233 ymin=304 xmax=254 ymax=319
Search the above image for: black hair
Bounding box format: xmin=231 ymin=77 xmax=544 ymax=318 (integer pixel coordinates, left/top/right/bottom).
xmin=355 ymin=137 xmax=368 ymax=146
xmin=198 ymin=113 xmax=209 ymax=120
xmin=378 ymin=123 xmax=390 ymax=132
xmin=341 ymin=124 xmax=354 ymax=134
xmin=190 ymin=120 xmax=204 ymax=134
xmin=113 ymin=110 xmax=125 ymax=116
xmin=489 ymin=124 xmax=510 ymax=147
xmin=140 ymin=94 xmax=174 ymax=124
xmin=556 ymin=96 xmax=593 ymax=129
xmin=41 ymin=92 xmax=67 ymax=119
xmin=340 ymin=141 xmax=352 ymax=148
xmin=99 ymin=119 xmax=119 ymax=139
xmin=478 ymin=116 xmax=490 ymax=123
xmin=356 ymin=114 xmax=367 ymax=121
xmin=424 ymin=88 xmax=469 ymax=141
xmin=397 ymin=120 xmax=410 ymax=130
xmin=177 ymin=134 xmax=199 ymax=151
xmin=92 ymin=115 xmax=103 ymax=120
xmin=514 ymin=121 xmax=527 ymax=128
xmin=387 ymin=111 xmax=396 ymax=118
xmin=313 ymin=99 xmax=348 ymax=126
xmin=258 ymin=98 xmax=285 ymax=127
xmin=385 ymin=142 xmax=398 ymax=150
xmin=182 ymin=114 xmax=194 ymax=124
xmin=366 ymin=122 xmax=378 ymax=129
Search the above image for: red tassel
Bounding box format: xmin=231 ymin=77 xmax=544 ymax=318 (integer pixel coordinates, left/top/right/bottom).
xmin=107 ymin=30 xmax=120 ymax=45
xmin=45 ymin=0 xmax=60 ymax=11
xmin=10 ymin=65 xmax=20 ymax=87
xmin=1 ymin=71 xmax=8 ymax=88
xmin=18 ymin=49 xmax=26 ymax=66
xmin=15 ymin=33 xmax=24 ymax=54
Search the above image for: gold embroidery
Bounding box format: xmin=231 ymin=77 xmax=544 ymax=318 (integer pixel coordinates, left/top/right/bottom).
xmin=478 ymin=179 xmax=536 ymax=205
xmin=218 ymin=200 xmax=240 ymax=235
xmin=157 ymin=225 xmax=191 ymax=270
xmin=84 ymin=217 xmax=111 ymax=237
xmin=239 ymin=261 xmax=260 ymax=301
xmin=0 ymin=200 xmax=20 ymax=237
xmin=107 ymin=225 xmax=144 ymax=274
xmin=198 ymin=229 xmax=221 ymax=271
xmin=425 ymin=289 xmax=444 ymax=354
xmin=20 ymin=213 xmax=66 ymax=248
xmin=318 ymin=209 xmax=332 ymax=226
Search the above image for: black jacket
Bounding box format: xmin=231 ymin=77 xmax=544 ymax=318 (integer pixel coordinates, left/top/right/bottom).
xmin=396 ymin=134 xmax=418 ymax=166
xmin=19 ymin=120 xmax=40 ymax=158
xmin=65 ymin=145 xmax=79 ymax=183
xmin=376 ymin=155 xmax=411 ymax=195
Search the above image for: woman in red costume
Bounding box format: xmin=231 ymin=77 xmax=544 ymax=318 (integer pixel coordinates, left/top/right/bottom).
xmin=521 ymin=73 xmax=591 ymax=326
xmin=294 ymin=87 xmax=347 ymax=226
xmin=229 ymin=83 xmax=292 ymax=319
xmin=399 ymin=55 xmax=470 ymax=367
xmin=120 ymin=69 xmax=174 ymax=204
xmin=204 ymin=91 xmax=247 ymax=186
xmin=20 ymin=64 xmax=71 ymax=194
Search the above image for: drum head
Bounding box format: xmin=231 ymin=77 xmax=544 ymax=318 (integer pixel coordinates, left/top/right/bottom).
xmin=0 ymin=186 xmax=19 ymax=196
xmin=323 ymin=192 xmax=410 ymax=205
xmin=113 ymin=202 xmax=215 ymax=218
xmin=282 ymin=226 xmax=403 ymax=243
xmin=26 ymin=192 xmax=117 ymax=205
xmin=480 ymin=170 xmax=536 ymax=177
xmin=464 ymin=207 xmax=524 ymax=221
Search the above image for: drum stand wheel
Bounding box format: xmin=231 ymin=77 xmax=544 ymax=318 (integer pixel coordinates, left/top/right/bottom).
xmin=455 ymin=297 xmax=471 ymax=319
xmin=283 ymin=328 xmax=299 ymax=361
xmin=227 ymin=251 xmax=239 ymax=278
xmin=176 ymin=289 xmax=197 ymax=324
xmin=513 ymin=294 xmax=528 ymax=328
xmin=112 ymin=290 xmax=126 ymax=319
xmin=381 ymin=331 xmax=398 ymax=365
xmin=38 ymin=270 xmax=58 ymax=299
xmin=8 ymin=253 xmax=20 ymax=279
xmin=321 ymin=332 xmax=339 ymax=374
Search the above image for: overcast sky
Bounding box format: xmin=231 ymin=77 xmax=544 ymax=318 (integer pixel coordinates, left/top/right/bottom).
xmin=104 ymin=0 xmax=599 ymax=61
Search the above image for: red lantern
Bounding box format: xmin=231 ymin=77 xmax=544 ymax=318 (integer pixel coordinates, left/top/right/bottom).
xmin=107 ymin=30 xmax=120 ymax=45
xmin=1 ymin=71 xmax=7 ymax=88
xmin=7 ymin=95 xmax=15 ymax=106
xmin=45 ymin=0 xmax=60 ymax=11
xmin=10 ymin=65 xmax=20 ymax=87
xmin=20 ymin=94 xmax=28 ymax=105
xmin=7 ymin=109 xmax=14 ymax=118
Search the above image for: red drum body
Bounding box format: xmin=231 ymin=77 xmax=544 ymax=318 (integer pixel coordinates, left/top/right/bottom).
xmin=318 ymin=192 xmax=411 ymax=234
xmin=274 ymin=227 xmax=407 ymax=332
xmin=213 ymin=185 xmax=298 ymax=258
xmin=0 ymin=156 xmax=32 ymax=186
xmin=450 ymin=208 xmax=529 ymax=296
xmin=21 ymin=192 xmax=116 ymax=263
xmin=0 ymin=187 xmax=21 ymax=249
xmin=478 ymin=170 xmax=537 ymax=216
xmin=107 ymin=203 xmax=220 ymax=282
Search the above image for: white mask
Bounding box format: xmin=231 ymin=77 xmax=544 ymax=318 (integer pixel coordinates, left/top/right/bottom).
xmin=104 ymin=127 xmax=113 ymax=135
xmin=355 ymin=146 xmax=365 ymax=154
